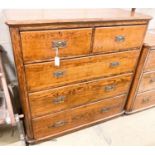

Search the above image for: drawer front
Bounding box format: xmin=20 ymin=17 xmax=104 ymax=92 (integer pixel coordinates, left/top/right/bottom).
xmin=21 ymin=28 xmax=92 ymax=63
xmin=93 ymin=25 xmax=146 ymax=53
xmin=133 ymin=90 xmax=155 ymax=110
xmin=32 ymin=95 xmax=125 ymax=139
xmin=25 ymin=50 xmax=139 ymax=92
xmin=138 ymin=71 xmax=155 ymax=93
xmin=144 ymin=50 xmax=155 ymax=72
xmin=29 ymin=73 xmax=132 ymax=118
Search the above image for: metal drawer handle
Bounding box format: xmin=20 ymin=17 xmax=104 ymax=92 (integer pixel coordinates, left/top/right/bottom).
xmin=52 ymin=40 xmax=67 ymax=48
xmin=109 ymin=61 xmax=120 ymax=68
xmin=150 ymin=78 xmax=155 ymax=83
xmin=52 ymin=40 xmax=67 ymax=66
xmin=48 ymin=120 xmax=67 ymax=128
xmin=142 ymin=98 xmax=150 ymax=104
xmin=115 ymin=35 xmax=125 ymax=42
xmin=53 ymin=96 xmax=65 ymax=104
xmin=100 ymin=107 xmax=111 ymax=113
xmin=100 ymin=105 xmax=121 ymax=113
xmin=104 ymin=85 xmax=115 ymax=92
xmin=72 ymin=115 xmax=83 ymax=121
xmin=53 ymin=70 xmax=65 ymax=78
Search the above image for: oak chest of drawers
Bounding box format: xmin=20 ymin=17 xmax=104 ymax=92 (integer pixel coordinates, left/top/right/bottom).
xmin=6 ymin=9 xmax=151 ymax=143
xmin=126 ymin=31 xmax=155 ymax=113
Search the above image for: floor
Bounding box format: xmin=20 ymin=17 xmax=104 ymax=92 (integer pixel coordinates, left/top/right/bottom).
xmin=1 ymin=107 xmax=155 ymax=146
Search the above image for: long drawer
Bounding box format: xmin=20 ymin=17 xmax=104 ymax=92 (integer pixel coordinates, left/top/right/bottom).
xmin=138 ymin=71 xmax=155 ymax=93
xmin=21 ymin=28 xmax=92 ymax=63
xmin=93 ymin=25 xmax=146 ymax=53
xmin=144 ymin=50 xmax=155 ymax=72
xmin=29 ymin=73 xmax=132 ymax=118
xmin=133 ymin=90 xmax=155 ymax=110
xmin=25 ymin=50 xmax=139 ymax=92
xmin=32 ymin=95 xmax=126 ymax=139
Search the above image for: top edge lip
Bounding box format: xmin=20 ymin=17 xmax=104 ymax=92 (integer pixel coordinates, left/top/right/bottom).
xmin=5 ymin=9 xmax=152 ymax=26
xmin=6 ymin=18 xmax=152 ymax=26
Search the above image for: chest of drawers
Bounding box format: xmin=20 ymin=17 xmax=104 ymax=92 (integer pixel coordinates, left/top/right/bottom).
xmin=126 ymin=31 xmax=155 ymax=113
xmin=6 ymin=9 xmax=151 ymax=144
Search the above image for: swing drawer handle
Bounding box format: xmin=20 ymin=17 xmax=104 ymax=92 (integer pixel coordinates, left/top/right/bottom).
xmin=104 ymin=85 xmax=115 ymax=92
xmin=53 ymin=96 xmax=65 ymax=104
xmin=115 ymin=35 xmax=125 ymax=42
xmin=109 ymin=62 xmax=120 ymax=68
xmin=48 ymin=120 xmax=67 ymax=128
xmin=53 ymin=71 xmax=65 ymax=78
xmin=142 ymin=98 xmax=150 ymax=104
xmin=52 ymin=40 xmax=67 ymax=48
xmin=100 ymin=107 xmax=111 ymax=113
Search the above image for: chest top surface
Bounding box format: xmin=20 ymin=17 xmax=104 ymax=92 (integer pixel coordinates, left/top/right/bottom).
xmin=5 ymin=9 xmax=151 ymax=26
xmin=144 ymin=30 xmax=155 ymax=48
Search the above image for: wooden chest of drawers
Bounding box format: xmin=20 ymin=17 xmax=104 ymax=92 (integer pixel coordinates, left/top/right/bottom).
xmin=126 ymin=31 xmax=155 ymax=113
xmin=6 ymin=9 xmax=151 ymax=143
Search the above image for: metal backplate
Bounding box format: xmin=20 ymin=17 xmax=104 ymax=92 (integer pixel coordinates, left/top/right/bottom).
xmin=100 ymin=107 xmax=110 ymax=113
xmin=48 ymin=120 xmax=67 ymax=128
xmin=53 ymin=96 xmax=65 ymax=104
xmin=53 ymin=70 xmax=65 ymax=78
xmin=52 ymin=40 xmax=67 ymax=48
xmin=142 ymin=98 xmax=150 ymax=104
xmin=104 ymin=85 xmax=115 ymax=92
xmin=115 ymin=35 xmax=125 ymax=42
xmin=109 ymin=62 xmax=120 ymax=68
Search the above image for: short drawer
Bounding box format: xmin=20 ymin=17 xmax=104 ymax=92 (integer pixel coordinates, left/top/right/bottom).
xmin=93 ymin=25 xmax=146 ymax=53
xmin=138 ymin=71 xmax=155 ymax=93
xmin=144 ymin=50 xmax=155 ymax=72
xmin=29 ymin=73 xmax=132 ymax=118
xmin=21 ymin=28 xmax=92 ymax=63
xmin=32 ymin=95 xmax=125 ymax=139
xmin=133 ymin=90 xmax=155 ymax=110
xmin=25 ymin=50 xmax=139 ymax=92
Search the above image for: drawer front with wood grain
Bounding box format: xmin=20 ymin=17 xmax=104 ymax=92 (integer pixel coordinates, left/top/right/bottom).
xmin=32 ymin=95 xmax=125 ymax=139
xmin=138 ymin=71 xmax=155 ymax=93
xmin=25 ymin=50 xmax=139 ymax=92
xmin=29 ymin=73 xmax=132 ymax=118
xmin=93 ymin=25 xmax=146 ymax=53
xmin=21 ymin=28 xmax=92 ymax=63
xmin=133 ymin=90 xmax=155 ymax=110
xmin=144 ymin=50 xmax=155 ymax=72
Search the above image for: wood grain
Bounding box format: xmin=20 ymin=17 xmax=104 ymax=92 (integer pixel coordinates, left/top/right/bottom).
xmin=133 ymin=90 xmax=155 ymax=110
xmin=32 ymin=94 xmax=126 ymax=139
xmin=21 ymin=28 xmax=92 ymax=63
xmin=125 ymin=46 xmax=150 ymax=112
xmin=9 ymin=27 xmax=34 ymax=139
xmin=144 ymin=50 xmax=155 ymax=72
xmin=25 ymin=50 xmax=140 ymax=92
xmin=93 ymin=25 xmax=146 ymax=53
xmin=29 ymin=73 xmax=132 ymax=118
xmin=125 ymin=31 xmax=155 ymax=113
xmin=138 ymin=71 xmax=155 ymax=93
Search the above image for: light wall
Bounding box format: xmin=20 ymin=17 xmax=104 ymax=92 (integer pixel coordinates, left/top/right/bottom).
xmin=0 ymin=9 xmax=155 ymax=82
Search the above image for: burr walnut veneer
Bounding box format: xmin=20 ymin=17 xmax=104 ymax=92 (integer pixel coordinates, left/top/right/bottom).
xmin=126 ymin=31 xmax=155 ymax=113
xmin=6 ymin=9 xmax=151 ymax=144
